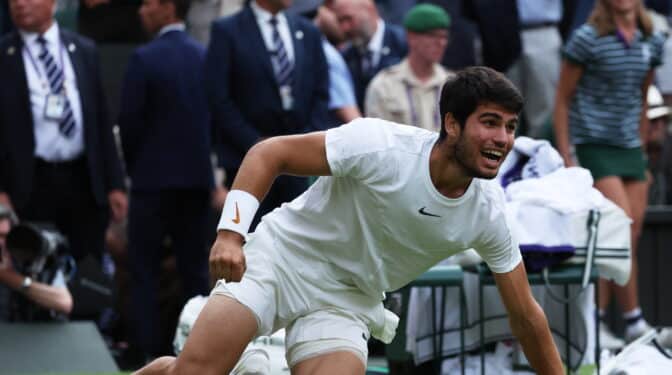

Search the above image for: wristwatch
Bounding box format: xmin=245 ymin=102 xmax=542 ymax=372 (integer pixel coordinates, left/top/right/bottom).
xmin=21 ymin=276 xmax=32 ymax=291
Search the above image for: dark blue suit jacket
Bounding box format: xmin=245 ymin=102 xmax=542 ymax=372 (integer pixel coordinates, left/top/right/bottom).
xmin=0 ymin=30 xmax=125 ymax=210
xmin=342 ymin=22 xmax=407 ymax=111
xmin=206 ymin=6 xmax=329 ymax=171
xmin=118 ymin=30 xmax=214 ymax=191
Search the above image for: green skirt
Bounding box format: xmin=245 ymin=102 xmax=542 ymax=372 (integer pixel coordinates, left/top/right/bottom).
xmin=575 ymin=144 xmax=647 ymax=181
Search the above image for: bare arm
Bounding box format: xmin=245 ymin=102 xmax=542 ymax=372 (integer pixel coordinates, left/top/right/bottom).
xmin=333 ymin=106 xmax=362 ymax=124
xmin=553 ymin=61 xmax=583 ymax=166
xmin=494 ymin=262 xmax=563 ymax=375
xmin=209 ymin=132 xmax=331 ymax=282
xmin=230 ymin=132 xmax=331 ymax=198
xmin=640 ymin=71 xmax=655 ymax=152
xmin=0 ymin=248 xmax=73 ymax=314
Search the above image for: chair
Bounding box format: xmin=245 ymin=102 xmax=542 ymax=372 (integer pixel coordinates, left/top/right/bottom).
xmin=407 ymin=265 xmax=466 ymax=375
xmin=471 ymin=263 xmax=600 ymax=375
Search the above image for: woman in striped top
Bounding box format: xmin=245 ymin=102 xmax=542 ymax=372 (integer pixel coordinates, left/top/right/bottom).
xmin=554 ymin=0 xmax=665 ymax=347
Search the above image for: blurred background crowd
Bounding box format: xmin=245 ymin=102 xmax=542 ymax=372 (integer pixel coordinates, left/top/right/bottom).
xmin=1 ymin=0 xmax=671 ymax=372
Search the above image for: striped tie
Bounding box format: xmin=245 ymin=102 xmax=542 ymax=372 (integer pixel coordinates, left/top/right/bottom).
xmin=269 ymin=17 xmax=293 ymax=88
xmin=37 ymin=36 xmax=76 ymax=138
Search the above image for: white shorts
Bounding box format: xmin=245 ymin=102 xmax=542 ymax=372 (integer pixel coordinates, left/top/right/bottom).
xmin=210 ymin=224 xmax=386 ymax=367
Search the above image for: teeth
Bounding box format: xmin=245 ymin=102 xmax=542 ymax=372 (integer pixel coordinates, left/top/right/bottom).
xmin=483 ymin=150 xmax=503 ymax=157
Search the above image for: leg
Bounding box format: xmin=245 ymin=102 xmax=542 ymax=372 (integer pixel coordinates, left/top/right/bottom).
xmin=292 ymin=351 xmax=366 ymax=375
xmin=169 ymin=189 xmax=210 ymax=299
xmin=593 ymin=176 xmax=632 ymax=311
xmin=612 ymin=179 xmax=648 ymax=311
xmin=135 ymin=295 xmax=258 ymax=375
xmin=60 ymin=158 xmax=108 ymax=261
xmin=518 ymin=27 xmax=561 ymax=137
xmin=128 ymin=191 xmax=165 ymax=358
xmin=285 ymin=309 xmax=370 ymax=375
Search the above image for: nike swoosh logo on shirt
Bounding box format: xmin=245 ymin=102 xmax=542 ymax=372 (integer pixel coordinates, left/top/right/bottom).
xmin=418 ymin=207 xmax=441 ymax=218
xmin=232 ymin=202 xmax=241 ymax=224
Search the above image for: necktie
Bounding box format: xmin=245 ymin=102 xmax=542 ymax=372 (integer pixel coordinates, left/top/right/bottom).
xmin=361 ymin=49 xmax=374 ymax=79
xmin=37 ymin=36 xmax=76 ymax=138
xmin=269 ymin=17 xmax=293 ymax=87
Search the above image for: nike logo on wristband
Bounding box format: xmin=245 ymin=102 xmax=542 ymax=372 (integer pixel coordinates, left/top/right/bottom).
xmin=232 ymin=202 xmax=241 ymax=224
xmin=418 ymin=207 xmax=441 ymax=217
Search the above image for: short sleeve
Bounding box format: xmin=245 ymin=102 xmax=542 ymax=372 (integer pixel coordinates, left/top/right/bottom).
xmin=325 ymin=118 xmax=397 ymax=182
xmin=649 ymin=31 xmax=667 ymax=68
xmin=474 ymin=185 xmax=522 ymax=274
xmin=563 ymin=24 xmax=597 ymax=66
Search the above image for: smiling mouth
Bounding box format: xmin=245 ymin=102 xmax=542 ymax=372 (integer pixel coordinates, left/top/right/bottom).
xmin=481 ymin=150 xmax=504 ymax=162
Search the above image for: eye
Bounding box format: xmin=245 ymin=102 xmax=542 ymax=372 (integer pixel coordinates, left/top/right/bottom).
xmin=506 ymin=123 xmax=517 ymax=133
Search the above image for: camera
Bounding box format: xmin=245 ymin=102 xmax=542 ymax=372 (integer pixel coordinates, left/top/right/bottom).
xmin=6 ymin=222 xmax=69 ymax=275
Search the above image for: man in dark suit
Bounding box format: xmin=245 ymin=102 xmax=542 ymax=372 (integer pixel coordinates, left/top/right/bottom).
xmin=206 ymin=0 xmax=329 ymax=228
xmin=327 ymin=0 xmax=407 ymax=111
xmin=0 ymin=0 xmax=127 ymax=262
xmin=117 ymin=0 xmax=213 ymax=359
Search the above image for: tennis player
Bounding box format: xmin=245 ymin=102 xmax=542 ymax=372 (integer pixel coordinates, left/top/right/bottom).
xmin=136 ymin=66 xmax=563 ymax=375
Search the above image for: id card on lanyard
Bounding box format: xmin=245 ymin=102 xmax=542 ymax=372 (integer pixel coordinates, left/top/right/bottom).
xmin=24 ymin=37 xmax=68 ymax=122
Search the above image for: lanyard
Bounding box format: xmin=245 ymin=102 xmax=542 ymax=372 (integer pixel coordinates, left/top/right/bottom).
xmin=404 ymin=83 xmax=441 ymax=130
xmin=23 ymin=36 xmax=67 ymax=93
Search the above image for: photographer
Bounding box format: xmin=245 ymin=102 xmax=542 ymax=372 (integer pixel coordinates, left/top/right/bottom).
xmin=0 ymin=204 xmax=73 ymax=321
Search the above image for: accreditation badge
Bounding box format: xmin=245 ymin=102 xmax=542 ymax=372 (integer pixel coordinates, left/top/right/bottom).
xmin=279 ymin=85 xmax=294 ymax=111
xmin=44 ymin=93 xmax=67 ymax=121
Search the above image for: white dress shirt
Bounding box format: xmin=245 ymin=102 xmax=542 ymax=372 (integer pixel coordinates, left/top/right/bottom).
xmin=157 ymin=22 xmax=186 ymax=37
xmin=365 ymin=19 xmax=385 ymax=68
xmin=20 ymin=22 xmax=84 ymax=161
xmin=250 ymin=0 xmax=295 ymax=64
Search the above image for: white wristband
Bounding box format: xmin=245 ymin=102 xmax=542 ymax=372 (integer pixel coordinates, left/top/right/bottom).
xmin=217 ymin=190 xmax=260 ymax=237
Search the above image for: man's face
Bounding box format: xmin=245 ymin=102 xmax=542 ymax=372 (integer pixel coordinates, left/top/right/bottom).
xmin=139 ymin=0 xmax=173 ymax=35
xmin=316 ymin=6 xmax=345 ymax=45
xmin=256 ymin=0 xmax=293 ymax=13
xmin=408 ymin=29 xmax=449 ymax=64
xmin=8 ymin=0 xmax=55 ymax=33
xmin=449 ymin=103 xmax=517 ymax=179
xmin=331 ymin=0 xmax=376 ymax=47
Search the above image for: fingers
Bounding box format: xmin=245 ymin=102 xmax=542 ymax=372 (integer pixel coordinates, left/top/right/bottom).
xmin=230 ymin=254 xmax=246 ymax=282
xmin=209 ymin=244 xmax=246 ymax=283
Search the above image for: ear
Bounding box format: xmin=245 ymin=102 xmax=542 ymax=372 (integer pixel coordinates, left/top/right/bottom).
xmin=443 ymin=113 xmax=460 ymax=140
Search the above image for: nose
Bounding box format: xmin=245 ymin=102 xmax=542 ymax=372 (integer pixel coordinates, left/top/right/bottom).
xmin=492 ymin=126 xmax=509 ymax=148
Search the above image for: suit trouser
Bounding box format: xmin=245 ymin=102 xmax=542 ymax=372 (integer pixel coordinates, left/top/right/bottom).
xmin=128 ymin=188 xmax=211 ymax=356
xmin=18 ymin=157 xmax=108 ymax=261
xmin=506 ymin=26 xmax=561 ymax=138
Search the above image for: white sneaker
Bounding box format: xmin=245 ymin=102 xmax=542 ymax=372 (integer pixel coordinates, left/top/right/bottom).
xmin=231 ymin=347 xmax=270 ymax=375
xmin=599 ymin=322 xmax=625 ymax=350
xmin=625 ymin=320 xmax=654 ymax=343
xmin=656 ymin=328 xmax=672 ymax=349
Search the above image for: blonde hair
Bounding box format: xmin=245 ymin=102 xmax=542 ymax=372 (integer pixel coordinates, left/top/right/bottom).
xmin=587 ymin=0 xmax=653 ymax=36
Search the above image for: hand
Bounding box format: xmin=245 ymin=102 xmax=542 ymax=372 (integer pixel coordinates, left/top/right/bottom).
xmin=209 ymin=230 xmax=246 ymax=283
xmin=108 ymin=190 xmax=128 ymax=222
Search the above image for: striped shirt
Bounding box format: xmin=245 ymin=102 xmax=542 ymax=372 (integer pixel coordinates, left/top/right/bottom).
xmin=563 ymin=24 xmax=666 ymax=148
